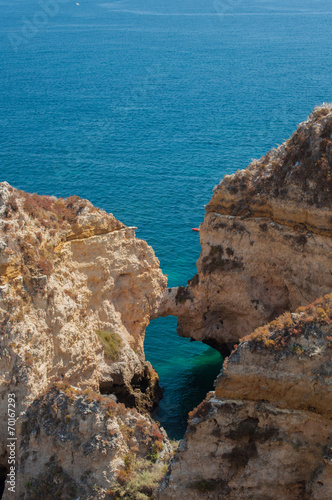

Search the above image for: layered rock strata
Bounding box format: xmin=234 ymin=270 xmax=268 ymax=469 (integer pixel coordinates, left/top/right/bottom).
xmin=0 ymin=182 xmax=169 ymax=498
xmin=157 ymin=105 xmax=332 ymax=355
xmin=159 ymin=294 xmax=332 ymax=500
xmin=18 ymin=385 xmax=173 ymax=499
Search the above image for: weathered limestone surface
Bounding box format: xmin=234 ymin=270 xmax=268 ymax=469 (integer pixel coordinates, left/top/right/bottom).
xmin=0 ymin=183 xmax=169 ymax=498
xmin=157 ymin=105 xmax=332 ymax=354
xmin=158 ymin=106 xmax=332 ymax=499
xmin=158 ymin=296 xmax=332 ymax=500
xmin=17 ymin=385 xmax=172 ymax=499
xmin=1 ymin=104 xmax=332 ymax=499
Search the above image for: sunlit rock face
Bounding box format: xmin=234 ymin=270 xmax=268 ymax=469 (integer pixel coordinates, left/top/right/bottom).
xmin=0 ymin=183 xmax=169 ymax=498
xmin=157 ymin=105 xmax=332 ymax=355
xmin=158 ymin=294 xmax=332 ymax=500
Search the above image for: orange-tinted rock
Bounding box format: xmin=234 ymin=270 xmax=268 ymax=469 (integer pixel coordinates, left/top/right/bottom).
xmin=158 ymin=296 xmax=332 ymax=499
xmin=157 ymin=105 xmax=332 ymax=355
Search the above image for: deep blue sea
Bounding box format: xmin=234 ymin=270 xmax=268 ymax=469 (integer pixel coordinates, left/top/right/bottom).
xmin=1 ymin=0 xmax=332 ymax=438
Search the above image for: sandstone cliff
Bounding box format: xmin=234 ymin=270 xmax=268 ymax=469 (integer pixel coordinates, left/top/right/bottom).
xmin=2 ymin=103 xmax=332 ymax=499
xmin=159 ymin=294 xmax=332 ymax=500
xmin=18 ymin=384 xmax=173 ymax=499
xmin=0 ymin=182 xmax=170 ymax=498
xmin=157 ymin=104 xmax=332 ymax=355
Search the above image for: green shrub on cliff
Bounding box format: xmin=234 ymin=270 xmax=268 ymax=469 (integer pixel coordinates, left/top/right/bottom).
xmin=107 ymin=457 xmax=169 ymax=500
xmin=96 ymin=330 xmax=122 ymax=361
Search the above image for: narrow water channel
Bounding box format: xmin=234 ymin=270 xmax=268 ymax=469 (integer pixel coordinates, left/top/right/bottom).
xmin=145 ymin=316 xmax=223 ymax=439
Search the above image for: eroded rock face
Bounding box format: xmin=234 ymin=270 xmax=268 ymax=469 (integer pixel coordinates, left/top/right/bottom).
xmin=157 ymin=105 xmax=332 ymax=354
xmin=18 ymin=385 xmax=172 ymax=499
xmin=0 ymin=183 xmax=168 ymax=498
xmin=158 ymin=295 xmax=332 ymax=500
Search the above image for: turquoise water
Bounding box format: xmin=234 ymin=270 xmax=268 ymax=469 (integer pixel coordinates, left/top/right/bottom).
xmin=1 ymin=0 xmax=332 ymax=438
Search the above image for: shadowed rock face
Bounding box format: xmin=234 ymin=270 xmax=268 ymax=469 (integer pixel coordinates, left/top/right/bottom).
xmin=156 ymin=105 xmax=332 ymax=354
xmin=158 ymin=295 xmax=332 ymax=500
xmin=17 ymin=385 xmax=173 ymax=500
xmin=0 ymin=183 xmax=169 ymax=498
xmin=1 ymin=105 xmax=331 ymax=499
xmin=157 ymin=107 xmax=332 ymax=499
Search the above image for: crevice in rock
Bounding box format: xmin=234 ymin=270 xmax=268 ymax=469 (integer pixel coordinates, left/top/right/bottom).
xmin=202 ymin=338 xmax=233 ymax=358
xmin=99 ymin=364 xmax=163 ymax=413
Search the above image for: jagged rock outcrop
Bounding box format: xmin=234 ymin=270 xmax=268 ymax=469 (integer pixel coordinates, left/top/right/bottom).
xmin=0 ymin=182 xmax=169 ymax=498
xmin=2 ymin=104 xmax=332 ymax=499
xmin=18 ymin=385 xmax=173 ymax=499
xmin=156 ymin=105 xmax=332 ymax=355
xmin=158 ymin=294 xmax=332 ymax=500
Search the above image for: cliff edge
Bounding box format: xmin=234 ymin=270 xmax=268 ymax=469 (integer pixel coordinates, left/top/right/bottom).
xmin=159 ymin=294 xmax=332 ymax=499
xmin=0 ymin=183 xmax=171 ymax=498
xmin=157 ymin=104 xmax=332 ymax=355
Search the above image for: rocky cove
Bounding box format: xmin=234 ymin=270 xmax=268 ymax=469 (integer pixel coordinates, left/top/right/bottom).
xmin=0 ymin=104 xmax=331 ymax=499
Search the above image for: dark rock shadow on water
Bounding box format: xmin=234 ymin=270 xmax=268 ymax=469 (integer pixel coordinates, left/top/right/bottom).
xmin=145 ymin=316 xmax=224 ymax=440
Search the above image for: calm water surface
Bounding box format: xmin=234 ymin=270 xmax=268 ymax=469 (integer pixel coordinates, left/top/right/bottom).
xmin=1 ymin=0 xmax=332 ymax=437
